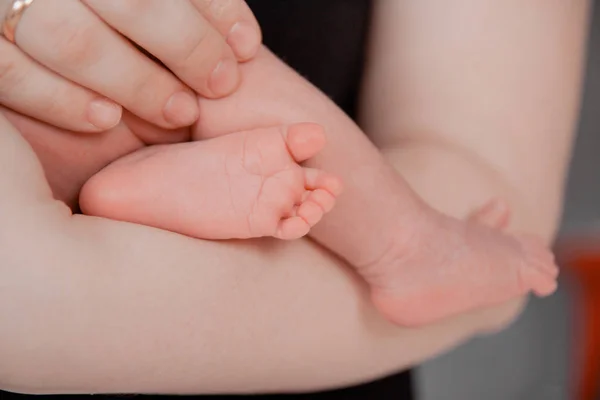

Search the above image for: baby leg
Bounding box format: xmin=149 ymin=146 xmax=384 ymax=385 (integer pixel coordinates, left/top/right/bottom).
xmin=187 ymin=49 xmax=558 ymax=326
xmin=80 ymin=123 xmax=342 ymax=240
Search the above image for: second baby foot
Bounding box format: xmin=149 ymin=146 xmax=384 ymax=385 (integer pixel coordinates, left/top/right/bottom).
xmin=80 ymin=123 xmax=343 ymax=240
xmin=361 ymin=202 xmax=558 ymax=327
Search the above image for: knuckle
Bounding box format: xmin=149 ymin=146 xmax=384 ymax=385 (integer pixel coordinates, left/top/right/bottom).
xmin=207 ymin=0 xmax=239 ymax=20
xmin=84 ymin=0 xmax=156 ymax=16
xmin=47 ymin=19 xmax=101 ymax=67
xmin=35 ymin=85 xmax=77 ymax=118
xmin=110 ymin=0 xmax=155 ymax=15
xmin=0 ymin=58 xmax=25 ymax=99
xmin=192 ymin=0 xmax=211 ymax=12
xmin=173 ymin=26 xmax=228 ymax=72
xmin=129 ymin=70 xmax=175 ymax=113
xmin=38 ymin=100 xmax=64 ymax=118
xmin=174 ymin=27 xmax=212 ymax=66
xmin=130 ymin=74 xmax=160 ymax=105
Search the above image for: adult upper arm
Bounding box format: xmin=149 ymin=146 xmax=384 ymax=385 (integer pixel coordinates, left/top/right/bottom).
xmin=360 ymin=0 xmax=590 ymax=239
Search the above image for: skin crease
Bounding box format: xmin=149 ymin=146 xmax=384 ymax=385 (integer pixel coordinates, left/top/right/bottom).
xmin=0 ymin=0 xmax=589 ymax=395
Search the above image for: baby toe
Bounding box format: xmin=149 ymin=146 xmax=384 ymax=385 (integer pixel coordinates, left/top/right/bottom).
xmin=320 ymin=174 xmax=343 ymax=197
xmin=307 ymin=189 xmax=336 ymax=213
xmin=303 ymin=169 xmax=343 ymax=196
xmin=275 ymin=217 xmax=311 ymax=240
xmin=284 ymin=123 xmax=327 ymax=162
xmin=532 ymin=279 xmax=558 ymax=297
xmin=516 ymin=258 xmax=558 ymax=298
xmin=297 ymin=200 xmax=324 ymax=226
xmin=515 ymin=233 xmax=559 ymax=278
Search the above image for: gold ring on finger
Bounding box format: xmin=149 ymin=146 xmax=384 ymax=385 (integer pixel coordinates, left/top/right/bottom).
xmin=2 ymin=0 xmax=34 ymax=44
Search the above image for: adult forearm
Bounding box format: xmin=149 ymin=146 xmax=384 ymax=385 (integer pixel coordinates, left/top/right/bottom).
xmin=1 ymin=215 xmax=501 ymax=395
xmin=0 ymin=106 xmax=499 ymax=395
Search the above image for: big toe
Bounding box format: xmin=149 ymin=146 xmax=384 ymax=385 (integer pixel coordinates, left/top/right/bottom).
xmin=534 ymin=278 xmax=558 ymax=297
xmin=284 ymin=123 xmax=327 ymax=162
xmin=80 ymin=172 xmax=122 ymax=216
xmin=275 ymin=217 xmax=311 ymax=240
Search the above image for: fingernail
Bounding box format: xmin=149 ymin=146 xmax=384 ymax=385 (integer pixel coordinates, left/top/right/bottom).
xmin=163 ymin=91 xmax=199 ymax=126
xmin=208 ymin=58 xmax=240 ymax=97
xmin=87 ymin=98 xmax=122 ymax=130
xmin=227 ymin=22 xmax=261 ymax=61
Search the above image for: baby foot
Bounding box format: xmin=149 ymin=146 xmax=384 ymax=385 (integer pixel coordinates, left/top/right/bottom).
xmin=361 ymin=201 xmax=558 ymax=327
xmin=226 ymin=122 xmax=344 ymax=240
xmin=80 ymin=123 xmax=342 ymax=241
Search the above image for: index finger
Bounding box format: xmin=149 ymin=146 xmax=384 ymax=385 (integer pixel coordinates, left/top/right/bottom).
xmin=191 ymin=0 xmax=262 ymax=61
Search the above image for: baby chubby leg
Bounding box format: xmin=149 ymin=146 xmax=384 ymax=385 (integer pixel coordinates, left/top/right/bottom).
xmin=80 ymin=123 xmax=342 ymax=240
xmin=186 ymin=48 xmax=559 ymax=326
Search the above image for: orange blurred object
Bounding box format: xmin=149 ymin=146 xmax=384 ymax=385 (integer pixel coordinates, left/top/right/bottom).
xmin=559 ymin=234 xmax=600 ymax=400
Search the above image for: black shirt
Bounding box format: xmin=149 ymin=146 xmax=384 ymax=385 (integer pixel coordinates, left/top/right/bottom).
xmin=1 ymin=1 xmax=413 ymax=399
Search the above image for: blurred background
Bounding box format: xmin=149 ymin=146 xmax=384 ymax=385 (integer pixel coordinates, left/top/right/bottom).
xmin=416 ymin=4 xmax=600 ymax=400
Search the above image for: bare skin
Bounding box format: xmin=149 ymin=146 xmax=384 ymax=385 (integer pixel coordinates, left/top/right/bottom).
xmin=0 ymin=0 xmax=585 ymax=393
xmin=81 ymin=123 xmax=342 ymax=240
xmin=80 ymin=48 xmax=558 ymax=327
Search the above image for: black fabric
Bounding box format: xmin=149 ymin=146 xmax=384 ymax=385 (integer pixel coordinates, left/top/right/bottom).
xmin=1 ymin=372 xmax=412 ymax=399
xmin=1 ymin=1 xmax=414 ymax=399
xmin=247 ymin=0 xmax=371 ymax=117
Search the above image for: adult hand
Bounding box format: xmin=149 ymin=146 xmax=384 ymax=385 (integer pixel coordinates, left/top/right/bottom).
xmin=0 ymin=0 xmax=261 ymax=132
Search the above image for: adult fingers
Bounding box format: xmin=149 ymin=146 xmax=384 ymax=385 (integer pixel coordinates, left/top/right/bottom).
xmin=0 ymin=37 xmax=122 ymax=132
xmin=191 ymin=0 xmax=262 ymax=61
xmin=9 ymin=0 xmax=199 ymax=129
xmin=82 ymin=0 xmax=242 ymax=99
